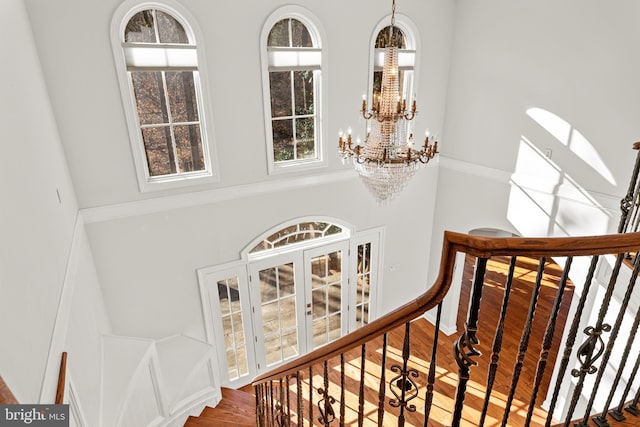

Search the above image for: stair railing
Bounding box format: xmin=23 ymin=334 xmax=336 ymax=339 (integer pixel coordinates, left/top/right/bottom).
xmin=253 ymin=231 xmax=640 ymax=426
xmin=618 ymin=142 xmax=640 ymax=235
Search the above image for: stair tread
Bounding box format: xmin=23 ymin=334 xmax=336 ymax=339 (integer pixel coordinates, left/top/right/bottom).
xmin=186 ymin=387 xmax=255 ymax=426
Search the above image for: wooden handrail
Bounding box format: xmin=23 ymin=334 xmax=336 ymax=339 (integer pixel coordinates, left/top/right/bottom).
xmin=253 ymin=230 xmax=640 ymax=385
xmin=55 ymin=352 xmax=67 ymax=405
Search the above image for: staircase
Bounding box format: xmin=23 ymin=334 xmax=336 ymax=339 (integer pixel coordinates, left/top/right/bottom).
xmin=185 ymin=388 xmax=255 ymax=426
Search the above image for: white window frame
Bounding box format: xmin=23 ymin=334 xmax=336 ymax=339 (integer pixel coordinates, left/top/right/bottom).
xmin=197 ymin=218 xmax=383 ymax=388
xmin=260 ymin=6 xmax=328 ymax=175
xmin=111 ymin=0 xmax=219 ymax=192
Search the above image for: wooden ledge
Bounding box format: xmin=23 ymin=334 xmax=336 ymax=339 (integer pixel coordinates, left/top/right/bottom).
xmin=0 ymin=376 xmax=18 ymax=404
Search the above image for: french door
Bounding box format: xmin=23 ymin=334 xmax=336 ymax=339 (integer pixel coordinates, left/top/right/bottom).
xmin=248 ymin=241 xmax=348 ymax=373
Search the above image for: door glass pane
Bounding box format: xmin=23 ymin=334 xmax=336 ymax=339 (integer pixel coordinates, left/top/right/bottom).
xmin=258 ymin=263 xmax=299 ymax=367
xmin=309 ymin=249 xmax=343 ymax=348
xmin=356 ymin=243 xmax=372 ymax=327
xmin=217 ymin=276 xmax=249 ymax=381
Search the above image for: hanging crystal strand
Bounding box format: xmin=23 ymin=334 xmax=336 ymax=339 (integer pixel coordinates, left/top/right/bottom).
xmin=524 ymin=257 xmax=574 ymax=425
xmin=340 ymin=353 xmax=346 ymax=427
xmin=478 ymin=256 xmax=517 ymax=427
xmin=588 ymin=254 xmax=640 ymax=427
xmin=358 ymin=344 xmax=366 ymax=426
xmin=424 ymin=303 xmax=443 ymax=426
xmin=500 ymin=257 xmax=546 ymax=427
xmin=378 ymin=334 xmax=388 ymax=427
xmin=544 ymin=255 xmax=599 ymax=427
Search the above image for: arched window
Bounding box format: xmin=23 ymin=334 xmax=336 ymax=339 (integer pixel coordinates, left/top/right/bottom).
xmin=111 ymin=1 xmax=217 ymax=191
xmin=260 ymin=7 xmax=326 ymax=174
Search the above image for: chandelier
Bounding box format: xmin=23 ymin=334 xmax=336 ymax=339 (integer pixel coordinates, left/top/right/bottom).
xmin=338 ymin=0 xmax=438 ymax=203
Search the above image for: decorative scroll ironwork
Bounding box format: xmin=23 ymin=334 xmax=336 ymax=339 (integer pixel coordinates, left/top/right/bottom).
xmin=317 ymin=360 xmax=336 ymax=426
xmin=571 ymin=324 xmax=611 ymax=377
xmin=390 ymin=322 xmax=419 ymax=427
xmin=316 ymin=387 xmax=336 ymax=425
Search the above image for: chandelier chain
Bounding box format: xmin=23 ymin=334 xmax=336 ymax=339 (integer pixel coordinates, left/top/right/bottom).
xmin=391 ymin=0 xmax=396 ymax=28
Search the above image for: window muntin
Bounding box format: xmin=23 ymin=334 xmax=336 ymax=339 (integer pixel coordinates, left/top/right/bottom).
xmin=113 ymin=3 xmax=216 ymax=191
xmin=262 ymin=9 xmax=325 ymax=174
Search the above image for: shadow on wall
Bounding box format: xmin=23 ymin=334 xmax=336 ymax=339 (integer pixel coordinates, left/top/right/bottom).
xmin=507 ymin=108 xmax=615 ymax=237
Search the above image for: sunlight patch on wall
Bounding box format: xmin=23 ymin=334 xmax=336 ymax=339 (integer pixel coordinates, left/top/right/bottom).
xmin=508 ymin=137 xmax=610 ymax=237
xmin=526 ymin=108 xmax=616 ymax=185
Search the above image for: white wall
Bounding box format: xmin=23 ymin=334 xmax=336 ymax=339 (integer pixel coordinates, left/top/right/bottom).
xmin=21 ymin=0 xmax=455 ymax=341
xmin=0 ymin=0 xmax=80 ymax=403
xmin=428 ymin=0 xmax=640 ymax=329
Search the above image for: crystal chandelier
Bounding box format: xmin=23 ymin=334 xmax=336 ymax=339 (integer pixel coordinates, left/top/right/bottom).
xmin=338 ymin=0 xmax=438 ymax=203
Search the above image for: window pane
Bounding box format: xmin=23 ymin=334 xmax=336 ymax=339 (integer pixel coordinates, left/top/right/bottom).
xmin=375 ymin=26 xmax=406 ymax=48
xmin=268 ymin=19 xmax=289 ymax=47
xmin=312 ymin=288 xmax=326 ymax=319
xmin=291 ymin=19 xmax=312 ymax=47
xmin=328 ymin=314 xmax=341 ymax=342
xmin=217 ymin=281 xmax=231 ymax=316
xmin=228 ymin=277 xmax=241 ymax=312
xmin=222 ymin=316 xmax=233 ymax=348
xmin=261 ymin=301 xmax=279 ymax=334
xmin=166 ymin=72 xmax=199 ymax=123
xmin=131 ymin=72 xmax=169 ymax=125
xmin=328 ymin=284 xmax=341 ymax=315
xmin=280 ymin=297 xmax=296 ymax=330
xmin=226 ymin=349 xmax=238 ymax=378
xmin=141 ymin=126 xmax=175 ymax=176
xmin=237 ymin=345 xmax=248 ymax=376
xmin=282 ymin=329 xmax=298 ymax=359
xmin=294 ymin=70 xmax=314 ymax=115
xmin=232 ymin=312 xmax=245 ymax=344
xmin=265 ymin=334 xmax=282 ymax=366
xmin=269 ymin=72 xmax=292 ymax=117
xmin=175 ymin=124 xmax=204 ymax=172
xmin=125 ymin=10 xmax=157 ymax=43
xmin=272 ymin=119 xmax=294 ymax=161
xmin=295 ymin=117 xmax=315 ymax=159
xmin=259 ymin=268 xmax=277 ymax=303
xmin=313 ymin=318 xmax=327 ymax=348
xmin=156 ymin=10 xmax=189 ymax=44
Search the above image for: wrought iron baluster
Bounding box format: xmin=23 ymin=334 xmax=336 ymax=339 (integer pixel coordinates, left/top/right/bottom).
xmin=317 ymin=360 xmax=336 ymax=426
xmin=390 ymin=322 xmax=419 ymax=427
xmin=358 ymin=344 xmax=366 ymax=427
xmin=378 ymin=333 xmax=388 ymax=427
xmin=452 ymin=257 xmax=488 ymax=427
xmin=478 ymin=256 xmax=517 ymax=427
xmin=296 ymin=371 xmax=302 ymax=427
xmin=590 ymin=254 xmax=640 ymax=427
xmin=570 ymin=252 xmax=627 ymax=426
xmin=545 ymin=256 xmax=599 ymax=427
xmin=309 ymin=366 xmax=313 ymax=425
xmin=340 ymin=353 xmax=345 ymax=427
xmin=625 ymin=376 xmax=640 ymax=416
xmin=525 ymin=256 xmax=573 ymax=426
xmin=269 ymin=380 xmax=274 ymax=427
xmin=256 ymin=384 xmax=263 ymax=427
xmin=501 ymin=256 xmax=546 ymax=427
xmin=618 ymin=144 xmax=640 ymax=233
xmin=424 ymin=303 xmax=442 ymax=426
xmin=610 ymin=339 xmax=640 ymax=420
xmin=286 ymin=376 xmax=291 ymax=427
